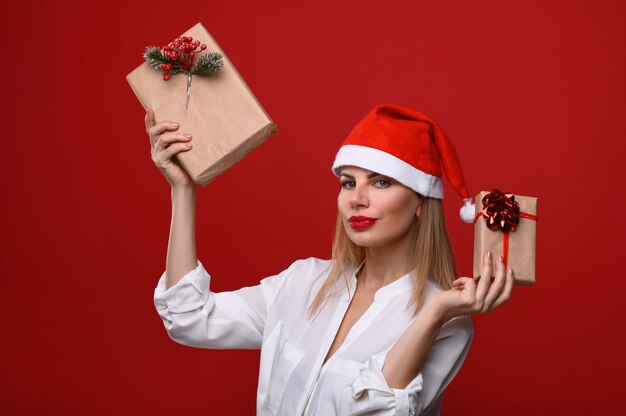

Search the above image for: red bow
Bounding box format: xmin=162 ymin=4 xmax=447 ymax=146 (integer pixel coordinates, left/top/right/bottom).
xmin=481 ymin=189 xmax=520 ymax=232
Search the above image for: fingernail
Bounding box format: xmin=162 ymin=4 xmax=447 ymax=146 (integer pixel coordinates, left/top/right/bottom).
xmin=184 ymin=134 xmax=192 ymax=138
xmin=171 ymin=122 xmax=179 ymax=128
xmin=508 ymin=268 xmax=513 ymax=276
xmin=185 ymin=143 xmax=192 ymax=147
xmin=498 ymin=255 xmax=504 ymax=263
xmin=487 ymin=251 xmax=492 ymax=259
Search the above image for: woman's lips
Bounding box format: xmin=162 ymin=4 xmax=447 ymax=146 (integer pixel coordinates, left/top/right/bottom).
xmin=348 ymin=216 xmax=378 ymax=230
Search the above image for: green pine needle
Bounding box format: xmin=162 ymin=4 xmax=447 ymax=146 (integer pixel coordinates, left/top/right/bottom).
xmin=144 ymin=46 xmax=171 ymax=68
xmin=192 ymin=52 xmax=224 ymax=76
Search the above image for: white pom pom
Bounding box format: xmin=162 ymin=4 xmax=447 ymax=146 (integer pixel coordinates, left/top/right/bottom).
xmin=459 ymin=198 xmax=475 ymax=224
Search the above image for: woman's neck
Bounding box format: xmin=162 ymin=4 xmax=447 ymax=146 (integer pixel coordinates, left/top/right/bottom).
xmin=359 ymin=231 xmax=414 ymax=290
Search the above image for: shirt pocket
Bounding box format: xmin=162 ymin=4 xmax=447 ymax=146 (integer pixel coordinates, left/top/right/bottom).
xmin=259 ymin=320 xmax=305 ymax=413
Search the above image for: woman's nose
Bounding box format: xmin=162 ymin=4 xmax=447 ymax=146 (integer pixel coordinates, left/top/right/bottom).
xmin=349 ymin=185 xmax=369 ymax=209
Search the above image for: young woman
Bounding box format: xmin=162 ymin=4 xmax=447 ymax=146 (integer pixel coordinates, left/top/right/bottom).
xmin=147 ymin=104 xmax=514 ymax=416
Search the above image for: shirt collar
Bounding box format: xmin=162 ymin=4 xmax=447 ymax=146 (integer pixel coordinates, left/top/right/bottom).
xmin=344 ymin=260 xmax=415 ymax=301
xmin=374 ymin=272 xmax=414 ymax=300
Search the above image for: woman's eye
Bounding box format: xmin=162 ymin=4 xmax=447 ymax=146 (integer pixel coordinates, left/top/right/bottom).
xmin=374 ymin=179 xmax=391 ymax=188
xmin=340 ymin=181 xmax=356 ymax=189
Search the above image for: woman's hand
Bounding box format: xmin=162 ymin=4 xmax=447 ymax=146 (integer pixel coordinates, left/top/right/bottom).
xmin=428 ymin=251 xmax=515 ymax=323
xmin=145 ymin=108 xmax=195 ymax=189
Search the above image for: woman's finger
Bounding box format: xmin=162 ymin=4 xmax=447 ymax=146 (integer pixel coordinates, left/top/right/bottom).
xmin=452 ymin=276 xmax=476 ymax=298
xmin=452 ymin=277 xmax=473 ymax=287
xmin=152 ymin=133 xmax=192 ymax=161
xmin=475 ymin=251 xmax=493 ymax=303
xmin=152 ymin=134 xmax=192 ymax=160
xmin=490 ymin=268 xmax=515 ymax=310
xmin=160 ymin=142 xmax=193 ymax=160
xmin=149 ymin=121 xmax=180 ymax=145
xmin=462 ymin=277 xmax=477 ymax=309
xmin=153 ymin=142 xmax=193 ymax=169
xmin=153 ymin=133 xmax=192 ymax=150
xmin=481 ymin=255 xmax=507 ymax=312
xmin=144 ymin=108 xmax=156 ymax=134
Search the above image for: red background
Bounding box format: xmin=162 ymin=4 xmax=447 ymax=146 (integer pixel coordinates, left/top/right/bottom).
xmin=3 ymin=0 xmax=625 ymax=414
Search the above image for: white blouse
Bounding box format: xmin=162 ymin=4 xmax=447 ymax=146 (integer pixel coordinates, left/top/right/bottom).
xmin=153 ymin=257 xmax=473 ymax=416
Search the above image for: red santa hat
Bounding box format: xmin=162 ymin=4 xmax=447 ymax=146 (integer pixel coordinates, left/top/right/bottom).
xmin=332 ymin=103 xmax=475 ymax=223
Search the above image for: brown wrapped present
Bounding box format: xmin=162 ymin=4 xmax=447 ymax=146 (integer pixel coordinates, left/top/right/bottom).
xmin=127 ymin=22 xmax=278 ymax=186
xmin=473 ymin=190 xmax=538 ymax=285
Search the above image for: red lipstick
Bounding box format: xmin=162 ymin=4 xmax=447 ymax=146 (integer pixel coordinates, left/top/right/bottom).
xmin=348 ymin=216 xmax=378 ymax=230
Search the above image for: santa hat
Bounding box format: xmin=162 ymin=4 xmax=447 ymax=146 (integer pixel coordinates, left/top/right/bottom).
xmin=332 ymin=103 xmax=475 ymax=223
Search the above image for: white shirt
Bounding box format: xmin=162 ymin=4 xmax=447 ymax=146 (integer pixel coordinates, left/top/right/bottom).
xmin=154 ymin=257 xmax=473 ymax=416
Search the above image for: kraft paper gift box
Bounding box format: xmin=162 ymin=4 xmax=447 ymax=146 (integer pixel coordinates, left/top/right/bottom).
xmin=473 ymin=190 xmax=538 ymax=285
xmin=127 ymin=22 xmax=278 ymax=186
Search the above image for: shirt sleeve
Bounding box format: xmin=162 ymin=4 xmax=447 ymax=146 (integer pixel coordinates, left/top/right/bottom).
xmin=153 ymin=260 xmax=294 ymax=350
xmin=343 ymin=315 xmax=474 ymax=416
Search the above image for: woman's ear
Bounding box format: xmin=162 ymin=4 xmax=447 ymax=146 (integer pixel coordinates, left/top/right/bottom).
xmin=415 ymin=197 xmax=422 ymax=218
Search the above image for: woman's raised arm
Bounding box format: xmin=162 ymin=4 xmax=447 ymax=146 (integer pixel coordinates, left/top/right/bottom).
xmin=145 ymin=108 xmax=198 ymax=289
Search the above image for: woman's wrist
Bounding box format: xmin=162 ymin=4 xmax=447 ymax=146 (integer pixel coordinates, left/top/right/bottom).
xmin=171 ymin=184 xmax=196 ymax=197
xmin=420 ymin=296 xmax=450 ymax=328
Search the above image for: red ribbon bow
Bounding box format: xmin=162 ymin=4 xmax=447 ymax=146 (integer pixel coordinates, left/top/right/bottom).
xmin=481 ymin=189 xmax=520 ymax=232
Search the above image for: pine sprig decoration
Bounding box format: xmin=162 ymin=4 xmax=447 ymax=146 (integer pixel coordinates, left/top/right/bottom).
xmin=143 ymin=36 xmax=223 ymax=80
xmin=192 ymin=52 xmax=224 ymax=76
xmin=143 ymin=46 xmax=170 ymax=69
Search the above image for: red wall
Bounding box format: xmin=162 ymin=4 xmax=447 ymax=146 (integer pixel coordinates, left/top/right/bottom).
xmin=3 ymin=0 xmax=625 ymax=414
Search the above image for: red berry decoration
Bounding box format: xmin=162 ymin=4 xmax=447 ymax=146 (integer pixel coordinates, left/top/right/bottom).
xmin=156 ymin=36 xmax=207 ymax=74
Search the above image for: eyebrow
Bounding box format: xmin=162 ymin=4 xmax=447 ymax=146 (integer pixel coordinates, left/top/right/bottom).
xmin=340 ymin=171 xmax=384 ymax=180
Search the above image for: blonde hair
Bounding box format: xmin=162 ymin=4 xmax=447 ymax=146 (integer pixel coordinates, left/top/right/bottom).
xmin=309 ymin=197 xmax=458 ymax=317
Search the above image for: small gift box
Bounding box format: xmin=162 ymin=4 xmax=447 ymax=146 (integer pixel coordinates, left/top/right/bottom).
xmin=473 ymin=190 xmax=538 ymax=285
xmin=127 ymin=22 xmax=278 ymax=186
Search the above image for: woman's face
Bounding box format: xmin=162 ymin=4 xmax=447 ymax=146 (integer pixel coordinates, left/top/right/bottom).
xmin=337 ymin=166 xmax=422 ymax=248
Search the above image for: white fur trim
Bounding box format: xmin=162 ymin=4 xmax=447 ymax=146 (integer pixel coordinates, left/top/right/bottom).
xmin=332 ymin=145 xmax=444 ymax=198
xmin=459 ymin=198 xmax=475 ymax=223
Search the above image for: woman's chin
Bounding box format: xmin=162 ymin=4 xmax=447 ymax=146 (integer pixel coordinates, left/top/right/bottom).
xmin=346 ymin=231 xmax=384 ymax=248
